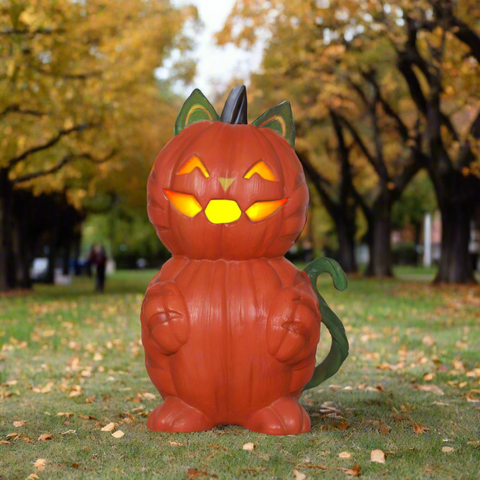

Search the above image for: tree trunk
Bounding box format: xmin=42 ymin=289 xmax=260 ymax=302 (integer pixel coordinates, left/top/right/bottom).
xmin=365 ymin=197 xmax=394 ymax=277
xmin=46 ymin=227 xmax=58 ymax=285
xmin=335 ymin=215 xmax=357 ymax=273
xmin=0 ymin=168 xmax=16 ymax=292
xmin=434 ymin=202 xmax=476 ymax=284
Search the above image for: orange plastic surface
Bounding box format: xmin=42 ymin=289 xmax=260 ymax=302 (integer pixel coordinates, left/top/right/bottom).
xmin=143 ymin=122 xmax=319 ymax=435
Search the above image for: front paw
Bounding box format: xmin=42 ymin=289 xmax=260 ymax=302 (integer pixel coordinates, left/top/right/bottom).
xmin=267 ymin=287 xmax=320 ymax=364
xmin=142 ymin=282 xmax=189 ymax=355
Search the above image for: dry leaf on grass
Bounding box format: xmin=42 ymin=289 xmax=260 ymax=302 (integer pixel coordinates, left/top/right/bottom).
xmin=33 ymin=459 xmax=46 ymax=471
xmin=101 ymin=422 xmax=115 ymax=432
xmin=293 ymin=470 xmax=307 ymax=480
xmin=6 ymin=433 xmax=19 ymax=439
xmin=142 ymin=392 xmax=156 ymax=400
xmin=111 ymin=430 xmax=124 ymax=439
xmin=56 ymin=412 xmax=74 ymax=418
xmin=339 ymin=452 xmax=351 ymax=459
xmin=38 ymin=433 xmax=52 ymax=441
xmin=243 ymin=442 xmax=255 ymax=451
xmin=85 ymin=395 xmax=96 ymax=404
xmin=62 ymin=430 xmax=76 ymax=435
xmin=1 ymin=440 xmax=10 ymax=444
xmin=13 ymin=421 xmax=25 ymax=427
xmin=169 ymin=441 xmax=183 ymax=447
xmin=339 ymin=465 xmax=361 ymax=476
xmin=187 ymin=468 xmax=209 ymax=478
xmin=466 ymin=394 xmax=480 ymax=403
xmin=442 ymin=446 xmax=454 ymax=453
xmin=416 ymin=384 xmax=444 ymax=395
xmin=412 ymin=423 xmax=429 ymax=434
xmin=371 ymin=449 xmax=385 ymax=464
xmin=26 ymin=474 xmax=39 ymax=480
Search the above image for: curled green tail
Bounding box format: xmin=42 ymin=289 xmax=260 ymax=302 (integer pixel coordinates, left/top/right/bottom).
xmin=303 ymin=257 xmax=349 ymax=391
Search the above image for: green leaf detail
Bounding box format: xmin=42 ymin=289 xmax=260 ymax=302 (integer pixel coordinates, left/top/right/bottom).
xmin=174 ymin=88 xmax=219 ymax=135
xmin=252 ymin=101 xmax=296 ymax=147
xmin=302 ymin=257 xmax=349 ymax=391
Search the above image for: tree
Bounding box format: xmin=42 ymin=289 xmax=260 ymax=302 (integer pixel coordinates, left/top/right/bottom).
xmin=219 ymin=0 xmax=424 ymax=277
xmin=0 ymin=0 xmax=196 ymax=291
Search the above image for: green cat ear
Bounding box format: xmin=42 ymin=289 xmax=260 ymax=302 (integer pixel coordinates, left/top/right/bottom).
xmin=252 ymin=101 xmax=296 ymax=147
xmin=175 ymin=88 xmax=220 ymax=135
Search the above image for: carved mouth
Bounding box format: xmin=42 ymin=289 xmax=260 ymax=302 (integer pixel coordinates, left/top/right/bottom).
xmin=164 ymin=190 xmax=287 ymax=224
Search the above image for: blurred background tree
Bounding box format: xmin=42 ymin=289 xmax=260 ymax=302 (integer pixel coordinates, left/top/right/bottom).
xmin=219 ymin=0 xmax=480 ymax=283
xmin=0 ymin=0 xmax=197 ymax=291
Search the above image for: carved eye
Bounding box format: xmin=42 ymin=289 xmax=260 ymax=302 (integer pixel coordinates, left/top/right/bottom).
xmin=177 ymin=155 xmax=209 ymax=178
xmin=245 ymin=198 xmax=287 ymax=222
xmin=244 ymin=161 xmax=276 ymax=181
xmin=164 ymin=190 xmax=202 ymax=218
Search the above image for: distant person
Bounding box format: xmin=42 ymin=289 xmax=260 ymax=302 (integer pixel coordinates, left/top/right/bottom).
xmin=89 ymin=244 xmax=108 ymax=293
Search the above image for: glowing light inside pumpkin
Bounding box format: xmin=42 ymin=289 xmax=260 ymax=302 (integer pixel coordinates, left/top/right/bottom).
xmin=164 ymin=190 xmax=202 ymax=218
xmin=205 ymin=199 xmax=242 ymax=224
xmin=177 ymin=156 xmax=210 ymax=178
xmin=245 ymin=198 xmax=287 ymax=222
xmin=244 ymin=161 xmax=276 ymax=181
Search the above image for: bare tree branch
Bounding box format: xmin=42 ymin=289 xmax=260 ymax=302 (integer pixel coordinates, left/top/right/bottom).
xmin=13 ymin=150 xmax=116 ymax=184
xmin=7 ymin=123 xmax=96 ymax=168
xmin=0 ymin=105 xmax=46 ymax=119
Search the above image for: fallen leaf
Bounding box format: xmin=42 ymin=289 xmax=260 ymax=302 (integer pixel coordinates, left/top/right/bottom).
xmin=79 ymin=414 xmax=98 ymax=421
xmin=302 ymin=463 xmax=328 ymax=470
xmin=416 ymin=384 xmax=444 ymax=395
xmin=34 ymin=459 xmax=46 ymax=471
xmin=466 ymin=394 xmax=480 ymax=403
xmin=26 ymin=475 xmax=39 ymax=480
xmin=187 ymin=468 xmax=208 ymax=478
xmin=422 ymin=373 xmax=435 ymax=381
xmin=38 ymin=433 xmax=52 ymax=441
xmin=101 ymin=422 xmax=115 ymax=432
xmin=6 ymin=433 xmax=19 ymax=439
xmin=442 ymin=446 xmax=454 ymax=453
xmin=72 ymin=463 xmax=79 ymax=469
xmin=339 ymin=464 xmax=361 ymax=476
xmin=86 ymin=395 xmax=96 ymax=404
xmin=422 ymin=335 xmax=435 ymax=347
xmin=243 ymin=442 xmax=255 ymax=451
xmin=62 ymin=430 xmax=76 ymax=435
xmin=1 ymin=440 xmax=10 ymax=444
xmin=169 ymin=441 xmax=183 ymax=446
xmin=13 ymin=420 xmax=25 ymax=427
xmin=57 ymin=412 xmax=74 ymax=418
xmin=339 ymin=452 xmax=351 ymax=459
xmin=371 ymin=449 xmax=385 ymax=464
xmin=293 ymin=470 xmax=307 ymax=480
xmin=412 ymin=423 xmax=429 ymax=434
xmin=142 ymin=392 xmax=155 ymax=400
xmin=111 ymin=430 xmax=124 ymax=438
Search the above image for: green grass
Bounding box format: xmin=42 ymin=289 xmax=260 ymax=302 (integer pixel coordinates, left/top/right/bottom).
xmin=1 ymin=267 xmax=479 ymax=479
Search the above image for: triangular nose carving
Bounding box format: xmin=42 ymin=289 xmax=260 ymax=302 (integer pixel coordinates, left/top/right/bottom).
xmin=219 ymin=177 xmax=235 ymax=192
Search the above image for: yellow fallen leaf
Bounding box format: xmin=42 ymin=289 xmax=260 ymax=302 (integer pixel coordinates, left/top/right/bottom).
xmin=422 ymin=335 xmax=435 ymax=347
xmin=339 ymin=452 xmax=351 ymax=459
xmin=339 ymin=464 xmax=361 ymax=476
xmin=371 ymin=449 xmax=385 ymax=463
xmin=142 ymin=392 xmax=156 ymax=400
xmin=34 ymin=458 xmax=46 ymax=471
xmin=13 ymin=421 xmax=25 ymax=427
xmin=38 ymin=433 xmax=52 ymax=441
xmin=6 ymin=433 xmax=19 ymax=439
xmin=417 ymin=384 xmax=444 ymax=395
xmin=243 ymin=442 xmax=255 ymax=451
xmin=26 ymin=474 xmax=39 ymax=480
xmin=442 ymin=446 xmax=454 ymax=453
xmin=101 ymin=422 xmax=116 ymax=432
xmin=62 ymin=430 xmax=76 ymax=435
xmin=112 ymin=430 xmax=124 ymax=439
xmin=412 ymin=423 xmax=429 ymax=434
xmin=293 ymin=470 xmax=307 ymax=480
xmin=168 ymin=441 xmax=183 ymax=446
xmin=56 ymin=412 xmax=74 ymax=418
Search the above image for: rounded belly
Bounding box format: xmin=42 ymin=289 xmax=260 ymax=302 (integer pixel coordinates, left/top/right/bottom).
xmin=151 ymin=256 xmax=316 ymax=424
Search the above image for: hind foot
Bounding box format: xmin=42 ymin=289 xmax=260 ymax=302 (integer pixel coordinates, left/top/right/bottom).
xmin=246 ymin=397 xmax=311 ymax=435
xmin=147 ymin=397 xmax=214 ymax=432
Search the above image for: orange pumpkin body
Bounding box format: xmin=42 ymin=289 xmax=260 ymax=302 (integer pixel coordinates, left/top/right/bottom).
xmin=142 ymin=118 xmax=321 ymax=434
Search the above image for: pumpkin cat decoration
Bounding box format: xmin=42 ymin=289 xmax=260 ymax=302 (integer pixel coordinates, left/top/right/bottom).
xmin=141 ymin=86 xmax=349 ymax=435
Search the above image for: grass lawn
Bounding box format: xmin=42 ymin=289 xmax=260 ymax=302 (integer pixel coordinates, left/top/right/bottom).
xmin=1 ymin=266 xmax=479 ymax=479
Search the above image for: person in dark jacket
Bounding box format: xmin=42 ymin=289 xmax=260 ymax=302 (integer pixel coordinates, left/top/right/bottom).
xmin=89 ymin=244 xmax=108 ymax=293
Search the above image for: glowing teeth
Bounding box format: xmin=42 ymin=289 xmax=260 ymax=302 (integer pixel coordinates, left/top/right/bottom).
xmin=204 ymin=199 xmax=242 ymax=224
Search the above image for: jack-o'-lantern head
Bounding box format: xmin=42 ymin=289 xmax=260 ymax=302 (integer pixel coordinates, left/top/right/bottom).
xmin=147 ymin=86 xmax=309 ymax=260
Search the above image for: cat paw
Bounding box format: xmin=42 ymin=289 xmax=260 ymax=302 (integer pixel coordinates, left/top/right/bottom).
xmin=142 ymin=282 xmax=189 ymax=355
xmin=246 ymin=397 xmax=311 ymax=435
xmin=147 ymin=397 xmax=214 ymax=432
